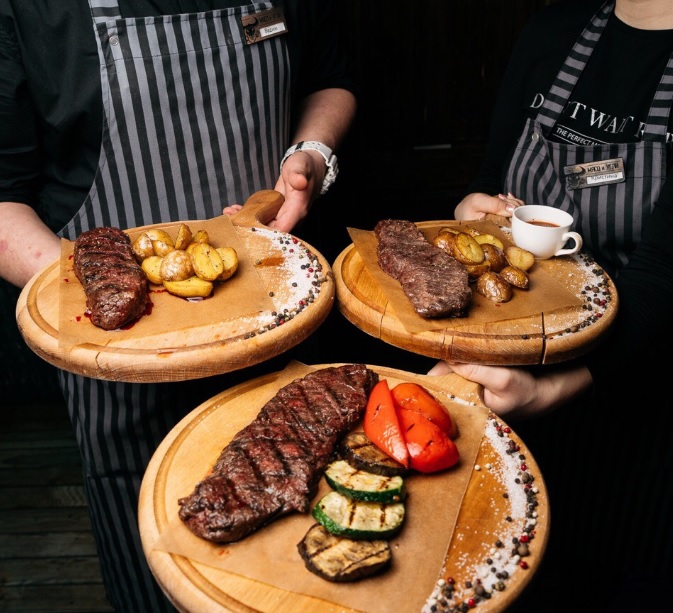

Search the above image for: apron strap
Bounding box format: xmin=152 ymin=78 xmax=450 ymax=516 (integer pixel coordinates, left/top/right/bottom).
xmin=537 ymin=0 xmax=615 ymax=133
xmin=88 ymin=0 xmax=122 ymax=25
xmin=642 ymin=52 xmax=673 ymax=141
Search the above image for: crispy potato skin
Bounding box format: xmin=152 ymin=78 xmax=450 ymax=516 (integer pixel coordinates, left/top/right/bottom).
xmin=500 ymin=265 xmax=529 ymax=289
xmin=432 ymin=232 xmax=456 ymax=254
xmin=481 ymin=243 xmax=507 ymax=273
xmin=476 ymin=271 xmax=513 ymax=303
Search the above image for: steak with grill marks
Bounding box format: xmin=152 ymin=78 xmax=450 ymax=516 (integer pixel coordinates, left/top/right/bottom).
xmin=177 ymin=364 xmax=379 ymax=543
xmin=375 ymin=219 xmax=471 ymax=318
xmin=73 ymin=226 xmax=149 ymax=330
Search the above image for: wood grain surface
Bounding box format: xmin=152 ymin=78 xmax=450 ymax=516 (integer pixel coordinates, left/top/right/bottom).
xmin=334 ymin=215 xmax=618 ymax=365
xmin=138 ymin=363 xmax=549 ymax=613
xmin=15 ymin=191 xmax=335 ymax=383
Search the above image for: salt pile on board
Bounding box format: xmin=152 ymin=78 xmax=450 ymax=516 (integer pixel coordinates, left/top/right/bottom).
xmin=422 ymin=415 xmax=541 ymax=612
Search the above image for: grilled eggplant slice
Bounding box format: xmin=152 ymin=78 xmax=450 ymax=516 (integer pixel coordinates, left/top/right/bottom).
xmin=324 ymin=460 xmax=405 ymax=504
xmin=339 ymin=431 xmax=407 ymax=477
xmin=313 ymin=491 xmax=405 ymax=540
xmin=298 ymin=523 xmax=392 ymax=582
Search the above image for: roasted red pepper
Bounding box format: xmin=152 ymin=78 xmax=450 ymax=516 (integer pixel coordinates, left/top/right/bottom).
xmin=391 ymin=382 xmax=457 ymax=438
xmin=396 ymin=406 xmax=460 ymax=473
xmin=363 ymin=380 xmax=410 ymax=468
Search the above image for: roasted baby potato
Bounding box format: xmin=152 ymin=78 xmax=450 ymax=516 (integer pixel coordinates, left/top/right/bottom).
xmin=505 ymin=245 xmax=535 ymax=272
xmin=432 ymin=231 xmax=456 ymax=254
xmin=191 ymin=229 xmax=210 ymax=244
xmin=500 ymin=265 xmax=529 ymax=289
xmin=474 ymin=233 xmax=505 ymax=251
xmin=190 ymin=242 xmax=224 ymax=281
xmin=159 ymin=249 xmax=194 ymax=282
xmin=145 ymin=228 xmax=175 ymax=257
xmin=464 ymin=261 xmax=491 ymax=280
xmin=481 ymin=243 xmax=507 ymax=273
xmin=141 ymin=255 xmax=164 ymax=285
xmin=132 ymin=232 xmax=155 ymax=261
xmin=451 ymin=232 xmax=485 ymax=265
xmin=215 ymin=246 xmax=239 ymax=281
xmin=174 ymin=223 xmax=193 ymax=251
xmin=476 ymin=271 xmax=513 ymax=303
xmin=163 ymin=276 xmax=214 ymax=298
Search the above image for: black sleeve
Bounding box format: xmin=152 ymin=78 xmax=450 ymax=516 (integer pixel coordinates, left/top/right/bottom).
xmin=287 ymin=0 xmax=357 ymax=101
xmin=0 ymin=15 xmax=40 ymax=208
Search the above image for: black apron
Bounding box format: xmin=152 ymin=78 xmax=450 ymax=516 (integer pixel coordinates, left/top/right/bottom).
xmin=57 ymin=2 xmax=290 ymax=610
xmin=503 ymin=0 xmax=673 ymax=277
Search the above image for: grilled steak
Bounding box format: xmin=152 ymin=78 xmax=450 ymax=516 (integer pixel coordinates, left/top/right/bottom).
xmin=178 ymin=364 xmax=379 ymax=543
xmin=375 ymin=219 xmax=471 ymax=318
xmin=73 ymin=226 xmax=149 ymax=330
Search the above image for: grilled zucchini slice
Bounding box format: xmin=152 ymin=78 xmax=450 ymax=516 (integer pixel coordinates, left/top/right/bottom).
xmin=324 ymin=460 xmax=406 ymax=503
xmin=313 ymin=491 xmax=405 ymax=540
xmin=297 ymin=523 xmax=392 ymax=583
xmin=339 ymin=431 xmax=407 ymax=477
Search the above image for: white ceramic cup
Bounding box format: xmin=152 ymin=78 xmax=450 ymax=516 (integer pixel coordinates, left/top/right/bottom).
xmin=511 ymin=205 xmax=583 ymax=259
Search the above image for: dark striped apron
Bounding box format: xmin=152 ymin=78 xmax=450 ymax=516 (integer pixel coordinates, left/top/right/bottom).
xmin=56 ymin=2 xmax=289 ymax=611
xmin=504 ymin=0 xmax=673 ymax=277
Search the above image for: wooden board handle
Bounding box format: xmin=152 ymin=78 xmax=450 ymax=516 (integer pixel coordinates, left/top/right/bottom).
xmin=232 ymin=190 xmax=285 ymax=228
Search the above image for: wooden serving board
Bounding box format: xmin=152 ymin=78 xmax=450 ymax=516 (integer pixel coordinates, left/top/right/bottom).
xmin=15 ymin=191 xmax=334 ymax=383
xmin=334 ymin=216 xmax=618 ymax=365
xmin=138 ymin=363 xmax=549 ymax=613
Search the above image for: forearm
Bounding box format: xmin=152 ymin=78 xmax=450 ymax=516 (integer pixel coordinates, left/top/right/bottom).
xmin=521 ymin=364 xmax=593 ymax=417
xmin=289 ymin=88 xmax=357 ymax=150
xmin=433 ymin=360 xmax=593 ymax=420
xmin=0 ymin=202 xmax=61 ymax=288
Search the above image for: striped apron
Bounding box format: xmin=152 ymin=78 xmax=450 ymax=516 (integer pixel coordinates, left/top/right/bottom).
xmin=504 ymin=0 xmax=673 ymax=277
xmin=57 ymin=2 xmax=289 ymax=610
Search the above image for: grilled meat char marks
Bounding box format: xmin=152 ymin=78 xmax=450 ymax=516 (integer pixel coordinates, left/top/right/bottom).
xmin=73 ymin=227 xmax=149 ymax=330
xmin=178 ymin=364 xmax=379 ymax=543
xmin=375 ymin=219 xmax=471 ymax=318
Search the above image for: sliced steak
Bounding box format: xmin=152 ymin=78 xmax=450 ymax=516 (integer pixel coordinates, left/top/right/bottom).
xmin=375 ymin=219 xmax=471 ymax=318
xmin=178 ymin=364 xmax=379 ymax=543
xmin=73 ymin=227 xmax=149 ymax=330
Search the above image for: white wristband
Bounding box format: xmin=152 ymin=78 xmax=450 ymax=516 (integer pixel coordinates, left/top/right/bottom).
xmin=280 ymin=141 xmax=338 ymax=195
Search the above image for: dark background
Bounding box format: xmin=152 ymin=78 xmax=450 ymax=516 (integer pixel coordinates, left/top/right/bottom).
xmin=0 ymin=0 xmax=559 ymax=404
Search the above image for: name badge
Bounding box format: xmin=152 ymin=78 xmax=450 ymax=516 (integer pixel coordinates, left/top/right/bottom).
xmin=564 ymin=157 xmax=625 ymax=190
xmin=241 ymin=7 xmax=287 ymax=45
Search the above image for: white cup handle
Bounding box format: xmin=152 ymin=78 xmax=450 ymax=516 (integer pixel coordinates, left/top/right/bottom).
xmin=555 ymin=231 xmax=583 ymax=256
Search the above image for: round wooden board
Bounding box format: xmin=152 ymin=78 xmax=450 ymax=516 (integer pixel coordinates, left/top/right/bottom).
xmin=138 ymin=364 xmax=549 ymax=613
xmin=334 ymin=216 xmax=618 ymax=365
xmin=15 ymin=191 xmax=334 ymax=383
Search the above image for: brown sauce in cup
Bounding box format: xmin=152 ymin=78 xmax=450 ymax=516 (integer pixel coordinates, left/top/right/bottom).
xmin=526 ymin=220 xmax=559 ymax=228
